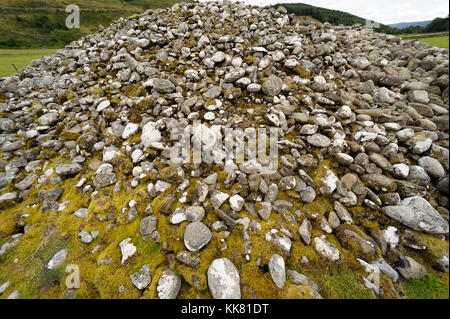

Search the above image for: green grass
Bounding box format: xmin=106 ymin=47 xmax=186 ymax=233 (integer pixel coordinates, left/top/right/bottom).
xmin=0 ymin=48 xmax=58 ymax=77
xmin=401 ymin=273 xmax=449 ymax=299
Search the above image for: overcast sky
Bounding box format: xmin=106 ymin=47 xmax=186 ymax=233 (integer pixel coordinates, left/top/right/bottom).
xmin=200 ymin=0 xmax=449 ymax=24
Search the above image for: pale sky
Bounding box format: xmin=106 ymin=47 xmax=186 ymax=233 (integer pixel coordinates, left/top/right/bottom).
xmin=199 ymin=0 xmax=449 ymax=24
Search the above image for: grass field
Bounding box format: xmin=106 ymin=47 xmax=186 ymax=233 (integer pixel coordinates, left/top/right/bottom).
xmin=0 ymin=48 xmax=58 ymax=77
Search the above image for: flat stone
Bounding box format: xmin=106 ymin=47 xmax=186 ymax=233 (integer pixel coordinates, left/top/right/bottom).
xmin=256 ymin=202 xmax=272 ymax=220
xmin=300 ymin=186 xmax=316 ymax=203
xmin=38 ymin=112 xmax=58 ymax=125
xmin=55 ymin=163 xmax=83 ymax=176
xmin=203 ymin=86 xmax=222 ymax=100
xmin=0 ymin=192 xmax=17 ymax=204
xmin=306 ymin=134 xmax=331 ymax=148
xmin=286 ymin=270 xmax=319 ymax=290
xmin=141 ymin=123 xmax=162 ymax=148
xmin=229 ymin=194 xmax=244 ymax=211
xmin=406 ymin=165 xmax=431 ymax=186
xmin=119 ymin=238 xmax=136 ymax=264
xmin=74 ymin=208 xmax=88 ymax=218
xmin=37 ymin=187 xmax=63 ymax=201
xmin=122 ymin=123 xmax=139 ymax=139
xmin=14 ymin=173 xmax=37 ymax=190
xmin=336 ymin=225 xmax=378 ymax=260
xmin=140 ymin=216 xmax=158 ymax=239
xmin=185 ymin=206 xmax=205 ymax=222
xmin=47 ymin=249 xmax=68 ymax=269
xmin=265 ymin=229 xmax=291 ymax=254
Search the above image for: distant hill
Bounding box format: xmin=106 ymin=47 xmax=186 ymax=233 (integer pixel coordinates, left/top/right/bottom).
xmin=388 ymin=20 xmax=432 ymax=29
xmin=0 ymin=0 xmax=190 ymax=48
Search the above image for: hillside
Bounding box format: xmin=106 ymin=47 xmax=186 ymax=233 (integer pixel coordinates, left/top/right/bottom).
xmin=0 ymin=0 xmax=191 ymax=48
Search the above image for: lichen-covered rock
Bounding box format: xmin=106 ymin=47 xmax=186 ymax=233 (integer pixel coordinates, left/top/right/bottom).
xmin=157 ymin=270 xmax=181 ymax=299
xmin=313 ymin=236 xmax=340 ymax=261
xmin=262 ymin=75 xmax=282 ymax=96
xmin=93 ymin=164 xmax=116 ymax=188
xmin=140 ymin=216 xmax=158 ymax=240
xmin=38 ymin=112 xmax=58 ymax=125
xmin=279 ymin=284 xmax=322 ymax=299
xmin=130 ymin=264 xmax=151 ymax=290
xmin=184 ymin=222 xmax=211 ymax=252
xmin=269 ymin=254 xmax=286 ymax=289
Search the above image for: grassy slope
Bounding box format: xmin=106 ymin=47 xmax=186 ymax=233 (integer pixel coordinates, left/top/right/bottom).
xmin=0 ymin=0 xmax=180 ymax=10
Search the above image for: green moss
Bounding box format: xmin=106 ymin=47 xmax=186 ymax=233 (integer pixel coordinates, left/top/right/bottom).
xmin=401 ymin=273 xmax=449 ymax=299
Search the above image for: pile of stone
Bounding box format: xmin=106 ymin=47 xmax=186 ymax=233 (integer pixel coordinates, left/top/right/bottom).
xmin=0 ymin=0 xmax=448 ymax=299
